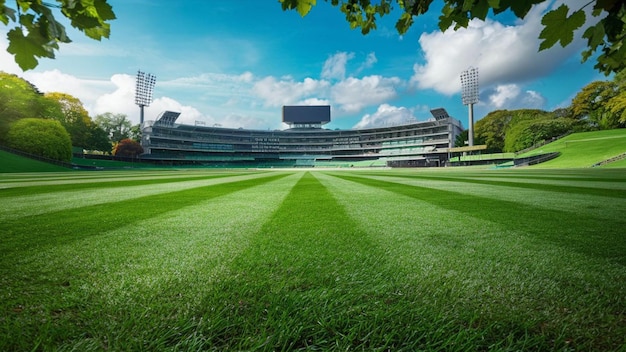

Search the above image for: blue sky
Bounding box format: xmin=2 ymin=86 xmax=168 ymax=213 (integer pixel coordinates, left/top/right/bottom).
xmin=0 ymin=0 xmax=607 ymax=130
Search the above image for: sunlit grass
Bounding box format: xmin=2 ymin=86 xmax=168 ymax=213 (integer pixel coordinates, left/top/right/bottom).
xmin=1 ymin=168 xmax=624 ymax=351
xmin=520 ymin=129 xmax=626 ymax=168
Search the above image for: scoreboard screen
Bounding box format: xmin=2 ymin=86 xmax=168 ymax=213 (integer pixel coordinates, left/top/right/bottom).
xmin=282 ymin=105 xmax=331 ymax=124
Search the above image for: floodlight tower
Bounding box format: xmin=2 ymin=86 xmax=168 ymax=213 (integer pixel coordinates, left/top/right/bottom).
xmin=135 ymin=70 xmax=156 ymax=125
xmin=460 ymin=67 xmax=479 ymax=146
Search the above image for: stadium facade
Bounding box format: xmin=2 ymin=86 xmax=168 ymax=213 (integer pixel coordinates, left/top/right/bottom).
xmin=140 ymin=106 xmax=464 ymax=167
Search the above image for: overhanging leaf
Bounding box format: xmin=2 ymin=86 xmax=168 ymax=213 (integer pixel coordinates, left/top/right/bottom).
xmin=1 ymin=5 xmax=16 ymax=24
xmin=539 ymin=5 xmax=585 ymax=51
xmin=7 ymin=28 xmax=52 ymax=70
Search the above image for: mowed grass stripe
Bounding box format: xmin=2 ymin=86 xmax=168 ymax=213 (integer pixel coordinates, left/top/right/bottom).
xmin=332 ymin=173 xmax=626 ymax=265
xmin=0 ymin=172 xmax=275 ymax=221
xmin=426 ymin=168 xmax=626 ymax=183
xmin=0 ymin=170 xmax=197 ymax=185
xmin=1 ymin=173 xmax=303 ymax=352
xmin=344 ymin=173 xmax=626 ymax=223
xmin=191 ymin=172 xmax=426 ymax=350
xmin=358 ymin=170 xmax=626 ymax=198
xmin=315 ymin=172 xmax=626 ymax=351
xmin=0 ymin=170 xmax=250 ymax=196
xmin=0 ymin=172 xmax=291 ymax=254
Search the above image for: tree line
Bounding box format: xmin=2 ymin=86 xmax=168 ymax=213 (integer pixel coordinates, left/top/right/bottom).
xmin=456 ymin=69 xmax=626 ymax=152
xmin=0 ymin=72 xmax=142 ymax=162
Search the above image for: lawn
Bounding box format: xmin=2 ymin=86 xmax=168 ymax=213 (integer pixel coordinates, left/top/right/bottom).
xmin=0 ymin=150 xmax=69 ymax=173
xmin=519 ymin=129 xmax=626 ymax=168
xmin=0 ymin=168 xmax=624 ymax=351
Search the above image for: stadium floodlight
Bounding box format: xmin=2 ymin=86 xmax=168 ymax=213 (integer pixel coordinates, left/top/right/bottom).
xmin=460 ymin=67 xmax=479 ymax=146
xmin=135 ymin=70 xmax=156 ymax=124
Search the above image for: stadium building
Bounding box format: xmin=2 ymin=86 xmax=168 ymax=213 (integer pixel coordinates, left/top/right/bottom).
xmin=140 ymin=106 xmax=464 ymax=167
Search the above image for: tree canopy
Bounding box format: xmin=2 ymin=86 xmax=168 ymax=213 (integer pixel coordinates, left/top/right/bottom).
xmin=0 ymin=72 xmax=113 ymax=153
xmin=44 ymin=92 xmax=93 ymax=148
xmin=0 ymin=0 xmax=116 ymax=70
xmin=280 ymin=0 xmax=626 ymax=76
xmin=0 ymin=72 xmax=47 ymax=139
xmin=94 ymin=112 xmax=133 ymax=143
xmin=570 ymin=69 xmax=626 ymax=129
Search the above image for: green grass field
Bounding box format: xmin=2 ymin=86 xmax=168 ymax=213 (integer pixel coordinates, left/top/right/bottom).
xmin=520 ymin=129 xmax=626 ymax=168
xmin=1 ymin=168 xmax=625 ymax=351
xmin=0 ymin=150 xmax=69 ymax=173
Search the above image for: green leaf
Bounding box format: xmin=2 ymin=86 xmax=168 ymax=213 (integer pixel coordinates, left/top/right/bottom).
xmin=395 ymin=12 xmax=413 ymax=35
xmin=487 ymin=0 xmax=500 ymax=9
xmin=1 ymin=4 xmax=16 ymax=25
xmin=93 ymin=0 xmax=117 ymax=21
xmin=539 ymin=5 xmax=585 ymax=51
xmin=283 ymin=0 xmax=317 ymax=17
xmin=498 ymin=0 xmax=543 ymax=19
xmin=583 ymin=22 xmax=606 ymax=52
xmin=470 ymin=0 xmax=491 ymax=20
xmin=438 ymin=13 xmax=454 ymax=32
xmin=6 ymin=28 xmax=50 ymax=70
xmin=462 ymin=0 xmax=473 ymax=12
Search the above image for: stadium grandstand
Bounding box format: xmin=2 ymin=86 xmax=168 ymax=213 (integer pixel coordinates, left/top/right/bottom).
xmin=140 ymin=106 xmax=464 ymax=167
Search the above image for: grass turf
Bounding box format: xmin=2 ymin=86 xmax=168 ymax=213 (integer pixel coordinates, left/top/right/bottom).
xmin=0 ymin=150 xmax=69 ymax=173
xmin=519 ymin=129 xmax=626 ymax=168
xmin=1 ymin=168 xmax=624 ymax=351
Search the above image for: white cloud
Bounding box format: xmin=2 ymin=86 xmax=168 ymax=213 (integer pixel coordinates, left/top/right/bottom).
xmin=487 ymin=84 xmax=546 ymax=110
xmin=488 ymin=84 xmax=520 ymax=108
xmin=16 ymin=70 xmax=211 ymax=126
xmin=20 ymin=69 xmax=112 ymax=113
xmin=300 ymin=98 xmax=331 ymax=106
xmin=321 ymin=52 xmax=355 ymax=80
xmin=0 ymin=34 xmax=21 ymax=74
xmin=355 ymin=52 xmax=378 ymax=75
xmin=166 ymin=72 xmax=255 ymax=87
xmin=353 ymin=104 xmax=416 ymax=129
xmin=331 ymin=76 xmax=402 ymax=113
xmin=410 ymin=0 xmax=591 ymax=96
xmin=252 ymin=76 xmax=330 ymax=107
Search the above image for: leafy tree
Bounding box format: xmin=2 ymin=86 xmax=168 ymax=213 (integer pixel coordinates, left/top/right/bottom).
xmin=6 ymin=117 xmax=72 ymax=162
xmin=570 ymin=80 xmax=624 ymax=130
xmin=86 ymin=124 xmax=112 ymax=154
xmin=129 ymin=124 xmax=142 ymax=142
xmin=473 ymin=110 xmax=516 ymax=152
xmin=454 ymin=129 xmax=467 ymax=147
xmin=94 ymin=112 xmax=132 ymax=143
xmin=605 ymin=69 xmax=626 ymax=125
xmin=0 ymin=72 xmax=47 ymax=140
xmin=113 ymin=138 xmax=143 ymax=158
xmin=0 ymin=0 xmax=116 ymax=70
xmin=474 ymin=109 xmax=575 ymax=152
xmin=280 ymin=0 xmax=626 ymax=76
xmin=44 ymin=92 xmax=93 ymax=148
xmin=504 ymin=117 xmax=575 ymax=152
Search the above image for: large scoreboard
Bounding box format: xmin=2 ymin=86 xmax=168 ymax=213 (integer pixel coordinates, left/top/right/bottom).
xmin=282 ymin=105 xmax=331 ymax=124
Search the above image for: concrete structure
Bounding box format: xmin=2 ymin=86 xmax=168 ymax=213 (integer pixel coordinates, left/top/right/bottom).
xmin=141 ymin=107 xmax=463 ymax=167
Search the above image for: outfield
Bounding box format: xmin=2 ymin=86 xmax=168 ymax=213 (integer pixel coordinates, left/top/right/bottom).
xmin=1 ymin=168 xmax=625 ymax=351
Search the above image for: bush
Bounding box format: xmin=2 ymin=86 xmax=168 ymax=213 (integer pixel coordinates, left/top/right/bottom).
xmin=6 ymin=118 xmax=72 ymax=162
xmin=113 ymin=138 xmax=143 ymax=158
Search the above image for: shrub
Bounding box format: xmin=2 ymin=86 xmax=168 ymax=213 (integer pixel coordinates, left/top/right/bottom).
xmin=113 ymin=138 xmax=143 ymax=158
xmin=6 ymin=118 xmax=72 ymax=162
